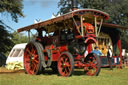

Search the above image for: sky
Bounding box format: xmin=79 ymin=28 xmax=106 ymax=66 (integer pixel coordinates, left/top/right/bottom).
xmin=2 ymin=0 xmax=60 ymax=33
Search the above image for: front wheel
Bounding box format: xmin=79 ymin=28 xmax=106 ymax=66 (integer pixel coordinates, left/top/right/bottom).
xmin=84 ymin=53 xmax=101 ymax=76
xmin=24 ymin=42 xmax=43 ymax=75
xmin=58 ymin=52 xmax=74 ymax=77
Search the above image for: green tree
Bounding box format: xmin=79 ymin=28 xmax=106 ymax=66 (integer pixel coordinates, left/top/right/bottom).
xmin=121 ymin=30 xmax=128 ymax=50
xmin=0 ymin=25 xmax=14 ymax=55
xmin=58 ymin=0 xmax=109 ymax=14
xmin=0 ymin=0 xmax=24 ymax=55
xmin=11 ymin=31 xmax=28 ymax=44
xmin=0 ymin=0 xmax=24 ymax=23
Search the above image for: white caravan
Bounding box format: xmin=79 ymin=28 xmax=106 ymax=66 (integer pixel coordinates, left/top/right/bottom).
xmin=6 ymin=43 xmax=27 ymax=69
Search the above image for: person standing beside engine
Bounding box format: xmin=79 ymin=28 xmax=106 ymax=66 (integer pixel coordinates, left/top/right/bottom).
xmin=91 ymin=46 xmax=102 ymax=56
xmin=107 ymin=46 xmax=113 ymax=70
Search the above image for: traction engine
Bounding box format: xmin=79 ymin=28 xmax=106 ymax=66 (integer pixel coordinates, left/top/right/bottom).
xmin=18 ymin=9 xmax=109 ymax=77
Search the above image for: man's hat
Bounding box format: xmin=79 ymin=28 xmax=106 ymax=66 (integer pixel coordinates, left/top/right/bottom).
xmin=94 ymin=46 xmax=98 ymax=49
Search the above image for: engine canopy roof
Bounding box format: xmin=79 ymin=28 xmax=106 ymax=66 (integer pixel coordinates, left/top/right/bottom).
xmin=17 ymin=9 xmax=109 ymax=33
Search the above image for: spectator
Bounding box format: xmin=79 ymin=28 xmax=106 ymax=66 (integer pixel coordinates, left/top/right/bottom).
xmin=91 ymin=46 xmax=102 ymax=56
xmin=107 ymin=46 xmax=113 ymax=70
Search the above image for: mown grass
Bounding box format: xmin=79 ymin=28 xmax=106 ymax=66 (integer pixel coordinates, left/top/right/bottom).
xmin=0 ymin=67 xmax=128 ymax=85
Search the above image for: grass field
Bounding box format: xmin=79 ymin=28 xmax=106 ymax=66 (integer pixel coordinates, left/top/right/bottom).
xmin=0 ymin=67 xmax=128 ymax=85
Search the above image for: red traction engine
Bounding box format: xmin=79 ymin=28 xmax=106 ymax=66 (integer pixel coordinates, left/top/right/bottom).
xmin=18 ymin=9 xmax=109 ymax=77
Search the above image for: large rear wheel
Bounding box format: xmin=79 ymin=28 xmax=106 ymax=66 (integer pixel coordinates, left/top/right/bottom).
xmin=58 ymin=52 xmax=74 ymax=77
xmin=24 ymin=42 xmax=43 ymax=75
xmin=84 ymin=53 xmax=101 ymax=76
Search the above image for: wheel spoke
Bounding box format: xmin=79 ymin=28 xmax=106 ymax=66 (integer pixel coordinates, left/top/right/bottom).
xmin=92 ymin=59 xmax=95 ymax=63
xmin=31 ymin=44 xmax=34 ymax=51
xmin=62 ymin=67 xmax=65 ymax=72
xmin=33 ymin=63 xmax=37 ymax=73
xmin=67 ymin=66 xmax=70 ymax=72
xmin=25 ymin=58 xmax=30 ymax=63
xmin=60 ymin=58 xmax=64 ymax=63
xmin=30 ymin=64 xmax=34 ymax=74
xmin=25 ymin=63 xmax=30 ymax=71
xmin=31 ymin=48 xmax=34 ymax=53
xmin=34 ymin=54 xmax=38 ymax=58
xmin=29 ymin=69 xmax=33 ymax=74
xmin=65 ymin=58 xmax=68 ymax=63
xmin=64 ymin=68 xmax=68 ymax=74
xmin=26 ymin=48 xmax=32 ymax=56
xmin=33 ymin=59 xmax=39 ymax=64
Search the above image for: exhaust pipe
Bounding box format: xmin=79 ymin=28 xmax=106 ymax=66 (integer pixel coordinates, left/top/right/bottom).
xmin=72 ymin=0 xmax=78 ymax=11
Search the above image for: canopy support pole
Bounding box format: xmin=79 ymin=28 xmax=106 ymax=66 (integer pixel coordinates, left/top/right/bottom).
xmin=97 ymin=19 xmax=103 ymax=37
xmin=72 ymin=17 xmax=82 ymax=35
xmin=28 ymin=30 xmax=30 ymax=42
xmin=94 ymin=16 xmax=98 ymax=37
xmin=80 ymin=16 xmax=84 ymax=37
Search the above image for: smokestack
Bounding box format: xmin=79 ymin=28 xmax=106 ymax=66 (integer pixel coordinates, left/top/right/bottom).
xmin=72 ymin=0 xmax=78 ymax=11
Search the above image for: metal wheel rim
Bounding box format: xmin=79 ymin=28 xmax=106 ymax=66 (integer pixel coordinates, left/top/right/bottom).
xmin=85 ymin=55 xmax=99 ymax=76
xmin=58 ymin=54 xmax=72 ymax=76
xmin=24 ymin=43 xmax=39 ymax=74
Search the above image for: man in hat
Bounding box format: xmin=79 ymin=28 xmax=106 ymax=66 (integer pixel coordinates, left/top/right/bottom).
xmin=91 ymin=46 xmax=102 ymax=56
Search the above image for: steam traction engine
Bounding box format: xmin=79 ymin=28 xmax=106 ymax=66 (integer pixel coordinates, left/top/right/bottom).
xmin=18 ymin=9 xmax=109 ymax=77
